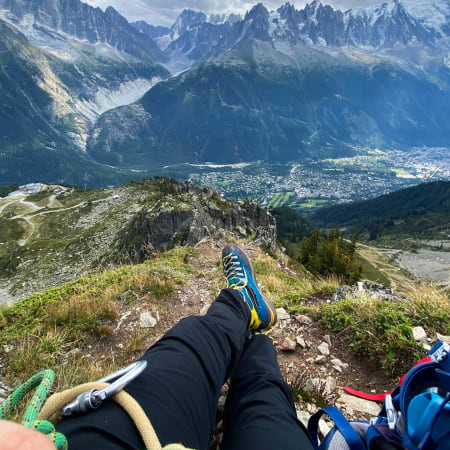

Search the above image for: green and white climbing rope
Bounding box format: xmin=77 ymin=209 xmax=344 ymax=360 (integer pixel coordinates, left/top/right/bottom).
xmin=0 ymin=369 xmax=67 ymax=450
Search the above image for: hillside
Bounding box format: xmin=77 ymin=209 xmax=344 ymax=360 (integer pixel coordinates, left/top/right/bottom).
xmin=0 ymin=178 xmax=448 ymax=443
xmin=311 ymin=180 xmax=450 ymax=240
xmin=0 ymin=178 xmax=275 ymax=305
xmin=0 ymin=238 xmax=448 ymax=443
xmin=88 ymin=39 xmax=450 ymax=168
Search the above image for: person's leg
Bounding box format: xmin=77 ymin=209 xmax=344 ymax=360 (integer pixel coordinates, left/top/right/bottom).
xmin=222 ymin=334 xmax=313 ymax=450
xmin=56 ymin=288 xmax=251 ymax=450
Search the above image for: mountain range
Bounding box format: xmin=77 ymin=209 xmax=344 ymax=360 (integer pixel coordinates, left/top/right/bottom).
xmin=0 ymin=0 xmax=449 ymax=186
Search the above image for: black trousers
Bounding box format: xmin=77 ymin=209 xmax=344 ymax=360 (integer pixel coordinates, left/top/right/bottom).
xmin=56 ymin=289 xmax=313 ymax=450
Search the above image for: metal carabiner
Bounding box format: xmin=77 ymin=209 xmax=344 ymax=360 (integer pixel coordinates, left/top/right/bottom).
xmin=62 ymin=361 xmax=148 ymax=417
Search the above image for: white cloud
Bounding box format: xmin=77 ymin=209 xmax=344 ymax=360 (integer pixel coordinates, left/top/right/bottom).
xmin=85 ymin=0 xmax=381 ymax=26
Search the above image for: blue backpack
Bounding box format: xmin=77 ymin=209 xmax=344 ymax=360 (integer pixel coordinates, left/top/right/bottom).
xmin=308 ymin=341 xmax=450 ymax=450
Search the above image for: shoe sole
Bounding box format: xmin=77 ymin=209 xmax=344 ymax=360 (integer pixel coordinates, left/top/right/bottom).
xmin=222 ymin=244 xmax=277 ymax=329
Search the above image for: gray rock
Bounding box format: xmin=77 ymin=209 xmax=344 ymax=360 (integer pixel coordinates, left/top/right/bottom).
xmin=296 ymin=410 xmax=310 ymax=427
xmin=318 ymin=342 xmax=330 ymax=356
xmin=324 ymin=335 xmax=332 ymax=346
xmin=305 ymin=376 xmax=336 ymax=395
xmin=123 ymin=183 xmax=277 ymax=259
xmin=412 ymin=326 xmax=427 ymax=343
xmin=296 ymin=336 xmax=306 ymax=348
xmin=0 ymin=387 xmax=9 ymax=399
xmin=319 ymin=419 xmax=332 ymax=439
xmin=333 ymin=281 xmax=403 ymax=302
xmin=436 ymin=333 xmax=450 ymax=344
xmin=422 ymin=343 xmax=432 ymax=352
xmin=119 ymin=290 xmax=134 ymax=301
xmin=331 ymin=358 xmax=349 ymax=370
xmin=295 ymin=314 xmax=312 ymax=325
xmin=315 ymin=355 xmax=326 ymax=365
xmin=140 ymin=311 xmax=158 ymax=328
xmin=337 ymin=393 xmax=380 ymax=416
xmin=276 ymin=308 xmax=290 ymax=321
xmin=280 ymin=337 xmax=296 ymax=352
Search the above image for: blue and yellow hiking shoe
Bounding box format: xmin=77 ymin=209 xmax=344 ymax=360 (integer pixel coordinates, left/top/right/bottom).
xmin=222 ymin=244 xmax=277 ymax=331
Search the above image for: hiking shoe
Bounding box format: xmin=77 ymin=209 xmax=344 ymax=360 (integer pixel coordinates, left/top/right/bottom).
xmin=222 ymin=244 xmax=277 ymax=331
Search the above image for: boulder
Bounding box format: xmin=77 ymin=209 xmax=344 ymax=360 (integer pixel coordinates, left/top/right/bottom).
xmin=140 ymin=311 xmax=158 ymax=328
xmin=276 ymin=308 xmax=290 ymax=321
xmin=280 ymin=337 xmax=296 ymax=352
xmin=295 ymin=314 xmax=312 ymax=325
xmin=337 ymin=393 xmax=380 ymax=416
xmin=318 ymin=342 xmax=330 ymax=356
xmin=412 ymin=326 xmax=427 ymax=343
xmin=315 ymin=355 xmax=326 ymax=365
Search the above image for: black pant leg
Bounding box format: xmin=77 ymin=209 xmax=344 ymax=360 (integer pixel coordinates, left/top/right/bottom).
xmin=56 ymin=289 xmax=250 ymax=450
xmin=222 ymin=334 xmax=313 ymax=450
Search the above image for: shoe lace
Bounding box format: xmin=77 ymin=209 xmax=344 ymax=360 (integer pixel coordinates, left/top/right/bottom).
xmin=223 ymin=254 xmax=246 ymax=289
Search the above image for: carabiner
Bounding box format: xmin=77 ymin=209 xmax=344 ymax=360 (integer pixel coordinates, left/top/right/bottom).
xmin=62 ymin=361 xmax=148 ymax=417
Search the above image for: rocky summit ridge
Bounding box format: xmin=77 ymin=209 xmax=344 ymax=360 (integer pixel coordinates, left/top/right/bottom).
xmin=0 ymin=178 xmax=276 ymax=306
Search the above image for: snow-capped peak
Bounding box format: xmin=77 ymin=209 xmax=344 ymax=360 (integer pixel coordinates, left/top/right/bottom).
xmin=398 ymin=0 xmax=450 ymax=32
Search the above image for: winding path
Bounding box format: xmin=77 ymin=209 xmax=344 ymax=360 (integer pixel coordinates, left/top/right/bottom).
xmin=1 ymin=194 xmax=106 ymax=247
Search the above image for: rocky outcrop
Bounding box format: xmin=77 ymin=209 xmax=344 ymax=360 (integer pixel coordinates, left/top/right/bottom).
xmin=333 ymin=280 xmax=403 ymax=302
xmin=119 ymin=181 xmax=277 ymax=259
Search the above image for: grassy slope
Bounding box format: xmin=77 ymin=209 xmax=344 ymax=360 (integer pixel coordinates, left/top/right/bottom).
xmin=0 ymin=241 xmax=448 ymax=399
xmin=0 ymin=245 xmax=337 ymax=387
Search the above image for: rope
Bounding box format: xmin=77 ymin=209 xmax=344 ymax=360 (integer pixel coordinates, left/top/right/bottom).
xmin=0 ymin=370 xmax=68 ymax=449
xmin=0 ymin=371 xmax=192 ymax=450
xmin=39 ymin=382 xmax=162 ymax=449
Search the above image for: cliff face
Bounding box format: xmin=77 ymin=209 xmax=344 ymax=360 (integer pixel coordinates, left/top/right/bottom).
xmin=119 ymin=182 xmax=277 ymax=259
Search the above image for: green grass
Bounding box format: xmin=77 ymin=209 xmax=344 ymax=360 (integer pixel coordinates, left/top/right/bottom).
xmin=252 ymin=254 xmax=339 ymax=309
xmin=308 ymin=285 xmax=449 ymax=377
xmin=0 ymin=246 xmax=199 ymax=385
xmin=268 ymin=192 xmax=296 ymax=208
xmin=356 ymin=254 xmax=391 ymax=287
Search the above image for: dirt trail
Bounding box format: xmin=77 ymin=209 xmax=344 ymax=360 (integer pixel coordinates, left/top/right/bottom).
xmin=2 ymin=194 xmax=103 ymax=247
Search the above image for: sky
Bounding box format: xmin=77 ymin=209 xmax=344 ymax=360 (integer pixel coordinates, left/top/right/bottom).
xmin=84 ymin=0 xmax=380 ymax=27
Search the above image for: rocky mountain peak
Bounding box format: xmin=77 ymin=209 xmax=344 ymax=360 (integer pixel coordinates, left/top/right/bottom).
xmin=245 ymin=3 xmax=270 ymax=21
xmin=0 ymin=0 xmax=166 ymax=62
xmin=278 ymin=2 xmax=297 ymax=19
xmin=226 ymin=13 xmax=242 ymax=25
xmin=170 ymin=9 xmax=207 ymax=39
xmin=240 ymin=3 xmax=271 ymax=43
xmin=131 ymin=20 xmax=170 ymax=39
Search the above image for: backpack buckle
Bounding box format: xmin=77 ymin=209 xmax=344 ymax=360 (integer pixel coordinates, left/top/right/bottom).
xmin=385 ymin=394 xmax=398 ymax=431
xmin=430 ymin=341 xmax=450 ymax=367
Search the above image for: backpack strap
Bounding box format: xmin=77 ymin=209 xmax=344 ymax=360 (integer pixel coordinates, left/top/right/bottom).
xmin=308 ymin=406 xmax=366 ymax=450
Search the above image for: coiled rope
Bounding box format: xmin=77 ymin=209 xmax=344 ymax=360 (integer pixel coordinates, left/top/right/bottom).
xmin=0 ymin=369 xmax=68 ymax=449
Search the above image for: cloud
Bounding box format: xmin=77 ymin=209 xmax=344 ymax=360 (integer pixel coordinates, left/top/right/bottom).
xmin=85 ymin=0 xmax=380 ymax=26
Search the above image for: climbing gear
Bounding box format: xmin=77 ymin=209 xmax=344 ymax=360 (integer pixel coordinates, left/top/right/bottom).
xmin=222 ymin=244 xmax=277 ymax=331
xmin=0 ymin=369 xmax=68 ymax=449
xmin=0 ymin=361 xmax=194 ymax=449
xmin=62 ymin=361 xmax=147 ymax=416
xmin=308 ymin=340 xmax=450 ymax=450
